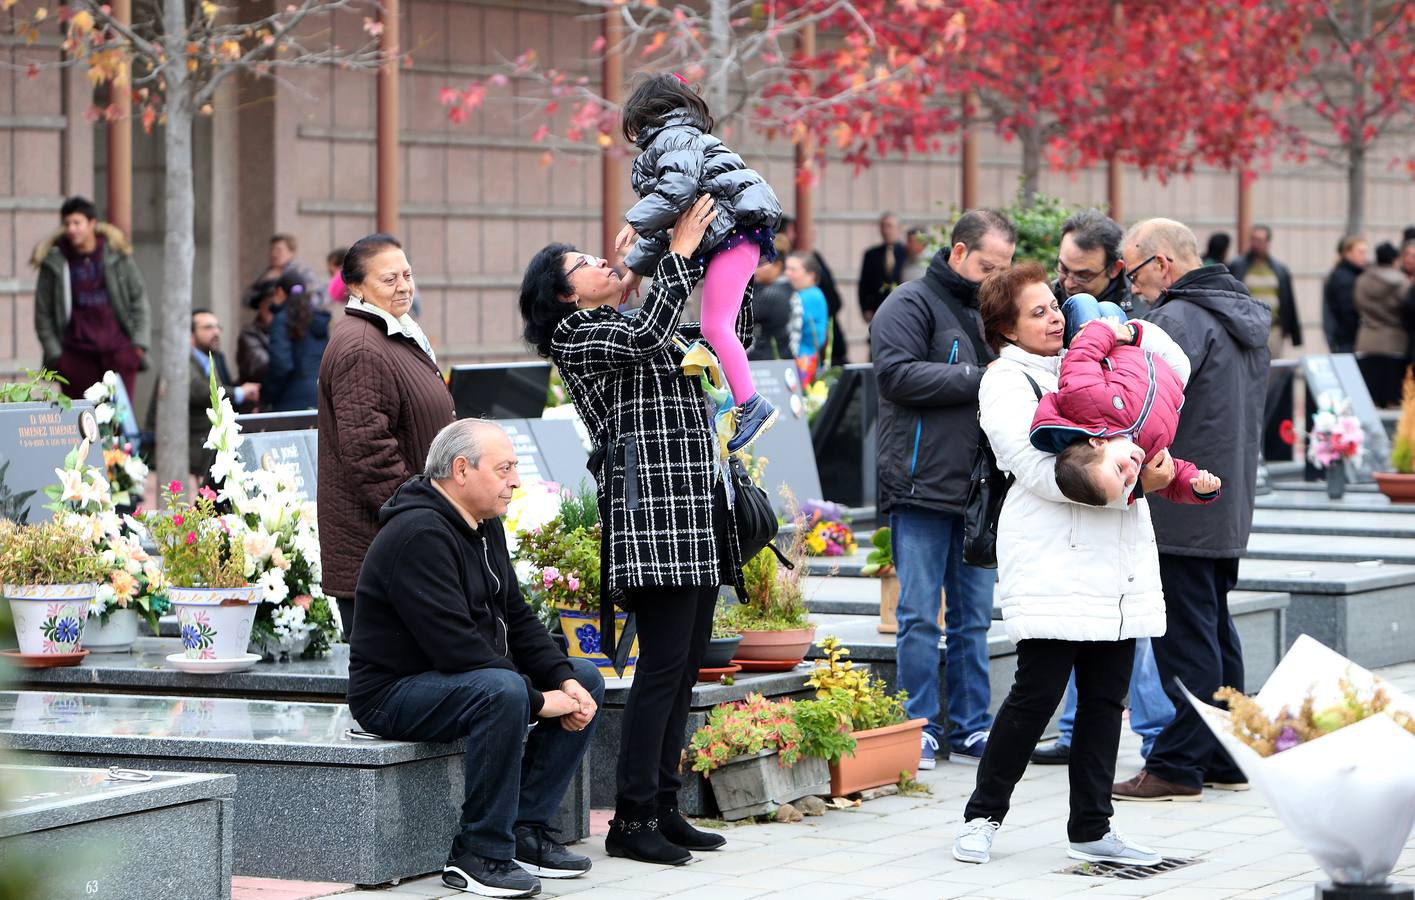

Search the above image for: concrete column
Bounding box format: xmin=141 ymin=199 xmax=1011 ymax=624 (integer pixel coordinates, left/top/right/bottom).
xmin=106 ymin=0 xmax=133 ymax=237
xmin=376 ymin=0 xmax=400 ymax=234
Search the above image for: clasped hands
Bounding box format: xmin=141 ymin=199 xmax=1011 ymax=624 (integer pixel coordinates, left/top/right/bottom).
xmin=538 ymin=677 xmax=598 ymax=732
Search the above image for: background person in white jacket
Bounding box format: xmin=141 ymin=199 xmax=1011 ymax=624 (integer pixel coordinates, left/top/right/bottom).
xmin=952 ymin=262 xmax=1179 ymax=868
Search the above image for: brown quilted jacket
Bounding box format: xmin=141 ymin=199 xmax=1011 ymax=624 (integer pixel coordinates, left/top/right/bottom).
xmin=316 ymin=308 xmax=454 ymax=597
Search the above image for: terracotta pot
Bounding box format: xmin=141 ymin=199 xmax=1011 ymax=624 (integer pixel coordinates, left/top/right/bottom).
xmin=1374 ymin=471 xmax=1415 ymax=503
xmin=734 ymin=625 xmax=816 ymax=663
xmin=4 ymin=583 xmax=96 ymax=655
xmin=877 ymin=576 xmax=945 ymax=634
xmin=828 ymin=718 xmax=927 ymax=796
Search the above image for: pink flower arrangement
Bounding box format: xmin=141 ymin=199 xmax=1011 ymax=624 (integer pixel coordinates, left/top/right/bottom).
xmin=1308 ymin=394 xmax=1365 ymax=469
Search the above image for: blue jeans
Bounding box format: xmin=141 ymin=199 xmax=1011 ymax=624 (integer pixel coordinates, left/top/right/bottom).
xmin=891 ymin=507 xmax=996 ymax=749
xmin=359 ymin=657 xmax=604 ymax=860
xmin=1054 ymin=637 xmax=1173 ymax=758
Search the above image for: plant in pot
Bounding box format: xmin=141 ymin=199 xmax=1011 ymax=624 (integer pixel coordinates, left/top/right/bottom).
xmin=688 ymin=692 xmax=831 ymax=820
xmin=864 ymin=528 xmax=945 ymax=634
xmin=803 ymin=636 xmax=925 ymax=796
xmin=725 ymin=513 xmax=815 ymax=668
xmin=1376 ymin=367 xmax=1415 ymax=502
xmin=699 ymin=601 xmax=742 ymax=675
xmin=0 ymin=518 xmax=105 ymax=660
xmin=1307 ymin=392 xmax=1365 ymax=500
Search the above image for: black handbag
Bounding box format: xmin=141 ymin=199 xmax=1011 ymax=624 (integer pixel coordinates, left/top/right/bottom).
xmin=962 ymin=373 xmax=1042 ymax=568
xmin=728 ymin=454 xmax=779 ymax=564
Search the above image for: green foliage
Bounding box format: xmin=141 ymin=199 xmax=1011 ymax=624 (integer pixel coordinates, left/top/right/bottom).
xmin=142 ymin=483 xmax=247 ymax=589
xmin=557 ymin=482 xmax=600 ymax=531
xmin=860 ymin=527 xmax=894 ymax=578
xmin=711 ymin=600 xmax=740 ymax=639
xmin=0 ymin=369 xmax=71 ymax=410
xmin=806 ymin=636 xmax=909 ymax=734
xmin=1394 ymin=434 xmax=1413 ymax=475
xmin=1393 ymin=368 xmax=1415 ymax=474
xmin=940 ymin=189 xmax=1089 ymax=269
xmin=792 ymin=691 xmax=858 ymax=764
xmin=896 ymin=773 xmax=933 ymax=797
xmin=0 ymin=460 xmax=37 ymax=525
xmin=516 ymin=519 xmax=601 ymax=613
xmin=731 ymin=502 xmax=812 ymax=631
xmin=0 ymin=519 xmax=105 ymax=585
xmin=689 ymin=693 xmax=804 ymax=774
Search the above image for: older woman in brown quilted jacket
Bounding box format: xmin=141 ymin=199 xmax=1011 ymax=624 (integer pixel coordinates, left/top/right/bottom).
xmin=317 ymin=233 xmax=453 ymax=637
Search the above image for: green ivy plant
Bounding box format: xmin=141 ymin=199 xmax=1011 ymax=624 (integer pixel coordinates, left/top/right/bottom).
xmin=0 ymin=369 xmax=72 ymax=410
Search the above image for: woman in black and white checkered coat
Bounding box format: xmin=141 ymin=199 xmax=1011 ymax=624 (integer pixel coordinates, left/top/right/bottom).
xmin=520 ymin=196 xmax=748 ymax=867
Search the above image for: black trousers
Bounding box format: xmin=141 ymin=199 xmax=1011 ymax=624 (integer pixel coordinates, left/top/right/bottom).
xmin=965 ymin=638 xmax=1134 ymax=843
xmin=615 ymin=583 xmax=717 ymax=819
xmin=1145 ymin=554 xmax=1245 ymax=789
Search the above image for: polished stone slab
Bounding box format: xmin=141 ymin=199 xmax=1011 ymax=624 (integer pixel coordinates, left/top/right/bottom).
xmin=1245 ymin=531 xmax=1415 ymax=565
xmin=0 ymin=764 xmax=234 ymax=899
xmin=1250 ymin=508 xmax=1415 ymax=538
xmin=1257 ymin=490 xmax=1406 ymax=513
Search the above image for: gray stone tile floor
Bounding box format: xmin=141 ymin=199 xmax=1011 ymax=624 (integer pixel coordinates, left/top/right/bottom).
xmin=328 ymin=661 xmax=1415 ymax=899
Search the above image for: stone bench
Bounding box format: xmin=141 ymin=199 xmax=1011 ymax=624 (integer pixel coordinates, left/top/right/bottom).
xmin=0 ymin=764 xmax=234 ymax=900
xmin=0 ymin=689 xmax=578 ymax=885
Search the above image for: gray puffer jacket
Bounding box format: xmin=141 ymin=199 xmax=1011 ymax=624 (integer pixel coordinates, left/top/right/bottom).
xmin=624 ymin=110 xmax=782 ymax=276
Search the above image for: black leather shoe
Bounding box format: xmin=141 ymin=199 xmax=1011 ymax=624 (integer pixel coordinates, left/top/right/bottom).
xmin=605 ymin=816 xmax=693 ymax=866
xmin=1030 ymin=741 xmax=1070 ymax=765
xmin=658 ymin=805 xmax=726 ymax=851
xmin=513 ymin=824 xmax=591 ymax=879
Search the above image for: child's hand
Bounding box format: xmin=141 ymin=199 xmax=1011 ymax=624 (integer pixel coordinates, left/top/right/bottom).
xmin=1191 ymin=470 xmax=1221 ymax=495
xmin=615 ymin=223 xmax=639 ymax=254
xmin=619 ymin=270 xmax=643 ymax=304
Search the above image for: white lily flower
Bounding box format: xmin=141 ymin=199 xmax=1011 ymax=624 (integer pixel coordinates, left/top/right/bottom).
xmin=83 ymin=382 xmax=108 ymax=404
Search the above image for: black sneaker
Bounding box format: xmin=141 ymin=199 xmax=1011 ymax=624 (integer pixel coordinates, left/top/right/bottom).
xmin=513 ymin=824 xmax=592 ymax=879
xmin=443 ymin=849 xmax=541 ymax=897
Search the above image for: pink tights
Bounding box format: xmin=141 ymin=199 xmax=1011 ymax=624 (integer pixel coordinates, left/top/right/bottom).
xmin=700 ymin=241 xmax=760 ymax=404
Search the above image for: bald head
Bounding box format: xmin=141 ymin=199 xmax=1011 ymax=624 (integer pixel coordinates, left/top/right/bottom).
xmin=1122 ymin=218 xmax=1203 ymax=302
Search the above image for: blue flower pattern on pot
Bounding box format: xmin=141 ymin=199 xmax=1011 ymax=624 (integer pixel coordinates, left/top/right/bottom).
xmin=574 ymin=624 xmax=601 ymax=655
xmin=181 ymin=624 xmax=202 ymax=650
xmin=54 ymin=617 xmax=81 ymax=644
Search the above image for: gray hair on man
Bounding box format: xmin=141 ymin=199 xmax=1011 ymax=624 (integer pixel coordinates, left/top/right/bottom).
xmin=1123 ymin=218 xmax=1202 ymax=267
xmin=424 ymin=419 xmax=505 ymax=479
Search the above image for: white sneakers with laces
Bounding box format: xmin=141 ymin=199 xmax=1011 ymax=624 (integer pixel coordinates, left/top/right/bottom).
xmin=952 ymin=817 xmax=1000 ymax=864
xmin=1067 ymin=828 xmax=1163 ymax=866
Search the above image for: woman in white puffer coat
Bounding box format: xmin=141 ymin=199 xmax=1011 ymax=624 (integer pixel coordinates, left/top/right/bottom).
xmin=952 ymin=262 xmax=1188 ymax=869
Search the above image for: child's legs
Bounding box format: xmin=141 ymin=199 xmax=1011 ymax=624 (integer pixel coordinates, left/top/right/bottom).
xmin=701 ymin=241 xmax=760 ymax=404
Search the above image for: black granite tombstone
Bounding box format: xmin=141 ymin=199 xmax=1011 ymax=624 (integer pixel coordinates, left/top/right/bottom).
xmin=240 ymin=429 xmax=318 ymax=501
xmin=0 ymin=401 xmax=102 ymax=523
xmin=449 ymin=362 xmax=551 ymax=420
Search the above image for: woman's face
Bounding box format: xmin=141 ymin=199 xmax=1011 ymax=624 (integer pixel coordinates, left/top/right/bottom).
xmin=562 ymin=252 xmax=620 ymax=308
xmin=1004 ymin=281 xmax=1065 ymax=356
xmin=352 ymin=248 xmax=414 ymax=318
xmin=784 ymin=257 xmax=816 ymax=291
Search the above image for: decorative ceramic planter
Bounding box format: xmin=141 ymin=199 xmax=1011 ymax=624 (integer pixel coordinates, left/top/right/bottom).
xmin=706 ymin=749 xmax=831 ymax=821
xmin=556 ymin=605 xmax=638 ymax=678
xmin=83 ymin=607 xmax=140 ymax=653
xmin=4 ymin=583 xmax=96 ymax=655
xmin=167 ymin=586 xmax=261 ymax=660
xmin=734 ymin=625 xmax=817 ymax=663
xmin=877 ymin=578 xmax=947 ymax=634
xmin=828 ymin=718 xmax=928 ymax=796
xmin=1374 ymin=472 xmax=1415 ymax=503
xmin=701 ymin=635 xmax=742 ymax=669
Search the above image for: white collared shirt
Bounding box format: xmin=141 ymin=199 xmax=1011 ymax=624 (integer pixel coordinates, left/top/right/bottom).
xmin=347 ymin=297 xmax=436 ymax=364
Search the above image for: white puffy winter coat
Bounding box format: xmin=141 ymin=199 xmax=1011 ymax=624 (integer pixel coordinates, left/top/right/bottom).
xmin=979 ymin=342 xmax=1174 ymax=644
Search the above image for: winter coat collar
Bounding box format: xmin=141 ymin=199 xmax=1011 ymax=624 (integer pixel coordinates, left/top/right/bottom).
xmin=346 ymin=299 xmax=437 ymax=364
xmin=1155 ymin=264 xmax=1270 ymax=351
xmin=31 ymin=222 xmax=131 ymax=269
xmin=634 ymin=109 xmax=707 ymax=149
xmin=997 ymin=342 xmax=1063 ymax=375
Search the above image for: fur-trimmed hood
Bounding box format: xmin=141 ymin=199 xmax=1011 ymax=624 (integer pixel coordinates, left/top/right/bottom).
xmin=30 ymin=222 xmax=132 ymax=269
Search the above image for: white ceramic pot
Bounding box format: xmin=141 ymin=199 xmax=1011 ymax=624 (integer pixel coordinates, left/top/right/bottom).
xmin=84 ymin=607 xmax=140 ymax=653
xmin=4 ymin=583 xmax=96 ymax=656
xmin=168 ymin=586 xmax=261 ymax=660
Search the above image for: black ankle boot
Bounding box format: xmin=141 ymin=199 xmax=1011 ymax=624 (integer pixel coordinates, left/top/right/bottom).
xmin=657 ymin=805 xmax=726 ymax=851
xmin=605 ymin=816 xmax=693 ymax=866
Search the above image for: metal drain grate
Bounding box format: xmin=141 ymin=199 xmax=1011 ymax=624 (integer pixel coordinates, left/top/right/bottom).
xmin=1063 ymin=856 xmax=1197 ymax=880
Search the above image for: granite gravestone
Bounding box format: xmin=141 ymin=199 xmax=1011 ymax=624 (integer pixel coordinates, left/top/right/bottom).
xmin=450 ymin=362 xmax=551 ymax=420
xmin=239 ymin=429 xmax=318 ymax=501
xmin=1303 ymin=353 xmax=1391 ymax=481
xmin=0 ymin=401 xmax=102 ymax=523
xmin=744 ymin=360 xmax=823 ymax=516
xmin=494 ymin=418 xmax=589 ymax=488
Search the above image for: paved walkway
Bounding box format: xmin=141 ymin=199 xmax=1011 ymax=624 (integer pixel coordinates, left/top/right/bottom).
xmin=317 ymin=661 xmax=1415 ymax=900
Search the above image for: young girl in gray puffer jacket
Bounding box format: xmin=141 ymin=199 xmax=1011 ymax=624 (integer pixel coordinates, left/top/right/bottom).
xmin=615 ymin=72 xmax=784 ymax=452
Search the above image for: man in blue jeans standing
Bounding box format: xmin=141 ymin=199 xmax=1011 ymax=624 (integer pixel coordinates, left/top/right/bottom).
xmin=871 ymin=209 xmax=1017 ymax=767
xmin=1031 ymin=638 xmax=1174 ymax=764
xmin=347 ymin=420 xmax=603 ymax=898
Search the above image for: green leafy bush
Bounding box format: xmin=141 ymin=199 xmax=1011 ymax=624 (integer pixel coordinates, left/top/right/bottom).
xmin=936 ymin=189 xmax=1088 ymax=269
xmin=0 ymin=519 xmax=105 ymax=585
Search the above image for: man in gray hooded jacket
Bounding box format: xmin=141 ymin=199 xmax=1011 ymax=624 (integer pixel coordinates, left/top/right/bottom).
xmin=1113 ymin=218 xmax=1271 ymax=803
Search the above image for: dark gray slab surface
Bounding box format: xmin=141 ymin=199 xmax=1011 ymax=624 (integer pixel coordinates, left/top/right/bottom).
xmin=1244 ymin=531 xmax=1415 ymax=565
xmin=1256 ymin=491 xmax=1405 ymax=513
xmin=1250 ymin=508 xmax=1415 ymax=538
xmin=0 ymin=764 xmax=234 ymax=835
xmin=1236 ymin=558 xmax=1415 ymax=594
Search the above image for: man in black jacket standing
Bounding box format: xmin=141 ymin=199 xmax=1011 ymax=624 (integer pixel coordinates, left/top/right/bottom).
xmin=1227 ymin=224 xmax=1304 ymax=356
xmin=1323 ymin=235 xmax=1368 ymax=353
xmin=1113 ymin=219 xmax=1271 ymax=803
xmin=860 ymin=212 xmax=907 ymax=324
xmin=872 ymin=209 xmax=1015 ymax=771
xmin=347 ymin=419 xmax=603 ymax=899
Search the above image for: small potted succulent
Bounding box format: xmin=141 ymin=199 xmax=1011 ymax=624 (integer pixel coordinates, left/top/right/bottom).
xmin=0 ymin=518 xmax=104 ymax=658
xmin=688 ymin=692 xmax=832 ymax=820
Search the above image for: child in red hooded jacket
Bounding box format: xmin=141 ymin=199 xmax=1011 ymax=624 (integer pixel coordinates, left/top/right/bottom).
xmin=1030 ymin=318 xmax=1221 ymax=506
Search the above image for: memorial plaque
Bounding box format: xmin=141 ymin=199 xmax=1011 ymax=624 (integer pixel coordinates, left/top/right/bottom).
xmin=239 ymin=429 xmax=317 ymax=501
xmin=0 ymin=401 xmax=101 ymax=523
xmin=810 ymin=364 xmax=879 ymax=509
xmin=1301 ymin=353 xmax=1391 ymax=481
xmin=450 ymin=362 xmax=551 ymax=420
xmin=526 ymin=418 xmax=592 ymax=493
xmin=494 ymin=418 xmax=552 ymax=483
xmin=746 ymin=360 xmax=823 ymax=516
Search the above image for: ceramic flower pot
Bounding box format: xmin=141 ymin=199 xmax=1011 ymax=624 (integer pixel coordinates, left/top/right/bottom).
xmin=4 ymin=583 xmax=96 ymax=655
xmin=828 ymin=718 xmax=927 ymax=796
xmin=701 ymin=635 xmax=743 ymax=670
xmin=878 ymin=577 xmax=946 ymax=634
xmin=733 ymin=625 xmax=817 ymax=663
xmin=83 ymin=607 xmax=140 ymax=653
xmin=1374 ymin=472 xmax=1415 ymax=503
xmin=168 ymin=586 xmax=261 ymax=660
xmin=556 ymin=604 xmax=638 ymax=678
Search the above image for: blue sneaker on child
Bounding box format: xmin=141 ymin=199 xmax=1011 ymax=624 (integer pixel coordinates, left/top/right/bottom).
xmin=1061 ymin=293 xmax=1128 ymax=347
xmin=727 ymin=394 xmax=778 ymax=452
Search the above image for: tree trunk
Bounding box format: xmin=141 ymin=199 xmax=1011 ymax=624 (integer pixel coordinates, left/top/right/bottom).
xmin=1019 ymin=124 xmax=1043 ymax=207
xmin=155 ymin=0 xmax=196 ymax=490
xmin=1344 ymin=143 xmax=1365 ymax=238
xmin=705 ymin=0 xmax=730 ymax=116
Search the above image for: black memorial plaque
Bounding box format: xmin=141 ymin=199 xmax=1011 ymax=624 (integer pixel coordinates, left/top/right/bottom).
xmin=746 ymin=361 xmax=823 ymax=515
xmin=525 ymin=419 xmax=592 ymax=493
xmin=0 ymin=402 xmax=102 ymax=523
xmin=450 ymin=362 xmax=551 ymax=420
xmin=240 ymin=429 xmax=318 ymax=501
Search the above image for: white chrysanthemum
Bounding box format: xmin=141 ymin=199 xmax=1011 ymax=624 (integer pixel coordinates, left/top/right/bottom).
xmin=257 ymin=567 xmax=289 ymax=605
xmin=94 ymin=403 xmax=114 ymax=425
xmin=83 ymin=382 xmax=108 ymax=404
xmin=90 ymin=585 xmax=116 ymax=615
xmin=123 ymin=455 xmax=149 ymax=482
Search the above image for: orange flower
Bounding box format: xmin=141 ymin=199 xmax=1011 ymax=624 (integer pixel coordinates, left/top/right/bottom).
xmin=109 ymin=568 xmax=137 ymax=600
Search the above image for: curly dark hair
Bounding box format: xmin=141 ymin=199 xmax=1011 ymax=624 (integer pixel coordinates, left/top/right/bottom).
xmin=621 ymin=72 xmax=713 ymax=144
xmin=520 ymin=243 xmax=578 ymax=358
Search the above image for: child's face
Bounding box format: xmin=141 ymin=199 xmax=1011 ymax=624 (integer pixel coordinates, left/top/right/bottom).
xmin=784 ymin=257 xmax=817 ymax=291
xmin=1089 ymin=436 xmax=1145 ymax=503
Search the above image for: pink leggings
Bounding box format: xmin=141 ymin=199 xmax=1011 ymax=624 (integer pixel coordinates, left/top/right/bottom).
xmin=700 ymin=241 xmax=759 ymax=404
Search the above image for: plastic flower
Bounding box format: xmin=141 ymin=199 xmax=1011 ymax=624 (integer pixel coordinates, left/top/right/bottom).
xmin=94 ymin=403 xmax=115 ymax=425
xmin=55 ymin=466 xmax=88 ymax=503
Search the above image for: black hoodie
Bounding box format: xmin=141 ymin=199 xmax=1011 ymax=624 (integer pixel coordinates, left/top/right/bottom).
xmin=1143 ymin=265 xmax=1272 ymax=558
xmin=346 ymin=475 xmax=574 ymax=722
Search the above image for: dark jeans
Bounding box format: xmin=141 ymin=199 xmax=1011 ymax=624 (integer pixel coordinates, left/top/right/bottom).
xmin=335 ymin=596 xmax=355 ymax=642
xmin=965 ymin=638 xmax=1134 ymax=843
xmin=616 ymin=583 xmax=717 ymax=819
xmin=359 ymin=657 xmax=604 ymax=860
xmin=1146 ymin=554 xmax=1245 ymax=789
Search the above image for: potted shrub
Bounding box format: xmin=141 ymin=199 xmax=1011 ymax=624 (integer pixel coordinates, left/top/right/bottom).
xmin=688 ymin=692 xmax=831 ymax=820
xmin=727 ymin=529 xmax=816 ymax=665
xmin=804 ymin=636 xmax=926 ymax=796
xmin=0 ymin=519 xmax=104 ymax=658
xmin=864 ymin=527 xmax=946 ymax=634
xmin=700 ymin=601 xmax=742 ymax=671
xmin=1376 ymin=367 xmax=1415 ymax=502
xmin=144 ymin=480 xmax=257 ymax=660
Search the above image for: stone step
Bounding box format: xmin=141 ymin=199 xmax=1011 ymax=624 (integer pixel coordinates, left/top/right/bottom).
xmin=1245 ymin=531 xmax=1415 ymax=565
xmin=1250 ymin=507 xmax=1415 ymax=538
xmin=1257 ymin=490 xmax=1405 ymax=513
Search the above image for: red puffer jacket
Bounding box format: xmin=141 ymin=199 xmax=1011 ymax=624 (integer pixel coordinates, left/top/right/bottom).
xmin=1030 ymin=320 xmax=1216 ymax=505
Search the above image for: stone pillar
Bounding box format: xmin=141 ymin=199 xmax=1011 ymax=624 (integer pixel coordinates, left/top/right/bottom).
xmin=106 ymin=0 xmax=133 ymax=237
xmin=376 ymin=0 xmax=400 ymax=234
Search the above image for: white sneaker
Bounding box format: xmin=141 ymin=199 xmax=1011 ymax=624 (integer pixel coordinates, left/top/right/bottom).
xmin=919 ymin=732 xmax=940 ymax=770
xmin=1067 ymin=828 xmax=1162 ymax=866
xmin=953 ymin=818 xmax=1000 ymax=864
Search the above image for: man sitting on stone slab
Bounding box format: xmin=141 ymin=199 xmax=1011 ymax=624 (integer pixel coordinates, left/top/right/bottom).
xmin=347 ymin=418 xmax=603 ymax=899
